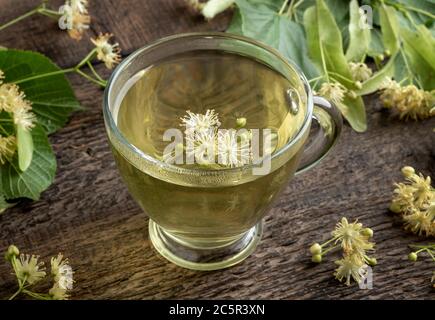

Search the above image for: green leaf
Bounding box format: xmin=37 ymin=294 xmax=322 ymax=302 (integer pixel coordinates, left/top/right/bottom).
xmin=0 ymin=50 xmax=81 ymax=134
xmin=368 ymin=28 xmax=385 ymax=58
xmin=357 ymin=53 xmax=397 ymax=95
xmin=16 ymin=124 xmax=34 ymax=172
xmin=0 ymin=124 xmax=56 ymax=200
xmin=234 ymin=0 xmax=319 ymax=79
xmin=0 ymin=194 xmax=15 ymax=214
xmin=304 ymin=1 xmax=366 ymax=131
xmin=304 ymin=1 xmax=354 ymax=86
xmin=400 ymin=26 xmax=435 ymax=90
xmin=379 ymin=4 xmax=400 ymax=55
xmin=345 ymin=0 xmax=371 ymax=61
xmin=227 ymin=7 xmax=243 ymax=34
xmin=336 ymin=95 xmax=367 ymax=132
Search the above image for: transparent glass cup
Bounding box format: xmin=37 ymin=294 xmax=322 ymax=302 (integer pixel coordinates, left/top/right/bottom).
xmin=103 ymin=33 xmax=342 ymax=270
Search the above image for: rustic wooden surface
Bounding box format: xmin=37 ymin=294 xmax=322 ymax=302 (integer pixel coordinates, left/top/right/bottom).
xmin=0 ymin=0 xmax=434 ymax=300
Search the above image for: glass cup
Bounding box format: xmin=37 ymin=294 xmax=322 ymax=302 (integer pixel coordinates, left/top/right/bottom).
xmin=103 ymin=33 xmax=342 ymax=271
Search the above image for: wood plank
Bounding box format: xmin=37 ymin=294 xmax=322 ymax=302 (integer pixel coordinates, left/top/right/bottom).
xmin=0 ymin=0 xmax=434 ymax=300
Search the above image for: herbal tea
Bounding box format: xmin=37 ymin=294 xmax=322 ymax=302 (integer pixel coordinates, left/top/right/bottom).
xmin=112 ymin=50 xmax=308 ymax=243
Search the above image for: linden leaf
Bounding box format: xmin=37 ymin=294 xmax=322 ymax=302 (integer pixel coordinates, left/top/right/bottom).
xmin=0 ymin=49 xmax=81 ymax=134
xmin=234 ymin=0 xmax=319 ymax=79
xmin=0 ymin=124 xmax=56 ymax=201
xmin=346 ymin=0 xmax=371 ymax=62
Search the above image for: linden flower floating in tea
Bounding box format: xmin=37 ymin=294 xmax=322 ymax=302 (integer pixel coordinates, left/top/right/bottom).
xmin=309 ymin=217 xmax=376 ymax=286
xmin=4 ymin=245 xmax=73 ymax=300
xmin=390 ymin=166 xmax=435 ymax=237
xmin=380 ymin=78 xmax=435 ymax=120
xmin=177 ymin=109 xmax=255 ymax=168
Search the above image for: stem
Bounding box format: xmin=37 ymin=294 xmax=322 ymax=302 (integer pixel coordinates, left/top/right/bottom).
xmin=8 ymin=288 xmax=22 ymax=300
xmin=328 ymin=71 xmax=355 ymax=85
xmin=75 ymin=69 xmax=106 ymax=87
xmin=76 ymin=49 xmax=97 ymax=69
xmin=12 ymin=68 xmax=75 ymax=85
xmin=22 ymin=289 xmax=52 ymax=300
xmin=37 ymin=9 xmax=61 ymax=20
xmin=321 ymin=244 xmax=339 ymax=256
xmin=319 ymin=43 xmax=330 ymax=82
xmin=0 ymin=7 xmax=40 ymax=31
xmin=308 ymin=75 xmax=325 ymax=84
xmin=321 ymin=237 xmax=337 ymax=248
xmin=278 ymin=0 xmax=290 ymax=15
xmin=427 ymin=249 xmax=435 ymax=262
xmin=86 ymin=61 xmax=104 ymax=82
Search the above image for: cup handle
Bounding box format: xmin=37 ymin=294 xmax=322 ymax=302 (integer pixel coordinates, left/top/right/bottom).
xmin=295 ymin=96 xmax=343 ymax=175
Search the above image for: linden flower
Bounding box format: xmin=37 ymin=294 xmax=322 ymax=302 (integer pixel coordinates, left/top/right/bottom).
xmin=0 ymin=135 xmax=16 ymax=164
xmin=71 ymin=0 xmax=89 ymax=14
xmin=217 ymin=129 xmax=251 ymax=168
xmin=0 ymin=81 xmax=36 ymax=130
xmin=201 ymin=0 xmax=235 ymax=19
xmin=51 ymin=253 xmax=73 ymax=289
xmin=349 ymin=62 xmax=372 ymax=82
xmin=380 ymin=78 xmax=434 ymax=120
xmin=403 ymin=208 xmax=435 ymax=237
xmin=391 ymin=167 xmax=434 ymax=213
xmin=60 ymin=0 xmax=91 ymax=41
xmin=318 ymin=82 xmax=346 ymax=105
xmin=334 ymin=254 xmax=368 ymax=286
xmin=91 ymin=33 xmax=122 ymax=69
xmin=15 ymin=254 xmax=46 ymax=285
xmin=332 ymin=217 xmax=374 ymax=256
xmin=49 ymin=284 xmax=70 ymax=300
xmin=181 ymin=109 xmax=221 ymax=136
xmin=185 ymin=129 xmax=217 ymax=164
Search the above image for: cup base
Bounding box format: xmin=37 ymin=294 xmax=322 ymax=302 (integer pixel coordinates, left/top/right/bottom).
xmin=148 ymin=220 xmax=263 ymax=271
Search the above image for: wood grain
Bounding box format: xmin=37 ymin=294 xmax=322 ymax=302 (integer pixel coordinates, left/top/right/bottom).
xmin=0 ymin=0 xmax=434 ymax=300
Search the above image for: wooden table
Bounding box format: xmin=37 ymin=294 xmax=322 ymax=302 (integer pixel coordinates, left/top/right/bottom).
xmin=0 ymin=0 xmax=434 ymax=300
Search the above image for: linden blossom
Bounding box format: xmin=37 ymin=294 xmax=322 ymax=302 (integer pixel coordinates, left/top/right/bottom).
xmin=162 ymin=109 xmax=275 ymax=174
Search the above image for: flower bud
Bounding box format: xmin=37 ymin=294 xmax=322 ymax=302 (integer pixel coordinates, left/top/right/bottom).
xmin=377 ymin=54 xmax=385 ymax=61
xmin=5 ymin=245 xmax=19 ymax=261
xmin=385 ymin=49 xmax=391 ymax=57
xmin=408 ymin=252 xmax=418 ymax=262
xmin=355 ymin=81 xmax=362 ymax=89
xmin=389 ymin=202 xmax=401 ymax=214
xmin=309 ymin=243 xmax=322 ymax=255
xmin=361 ymin=228 xmax=374 ymax=238
xmin=236 ymin=117 xmax=247 ymax=128
xmin=401 ymin=166 xmax=415 ymax=178
xmin=366 ymin=257 xmax=377 ymax=266
xmin=312 ymin=254 xmax=322 ymax=263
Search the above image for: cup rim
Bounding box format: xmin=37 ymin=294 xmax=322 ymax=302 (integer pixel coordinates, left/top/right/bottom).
xmin=103 ymin=32 xmax=313 ymax=175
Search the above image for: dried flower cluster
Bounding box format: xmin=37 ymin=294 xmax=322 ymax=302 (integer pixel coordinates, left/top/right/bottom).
xmin=380 ymin=78 xmax=435 ymax=120
xmin=5 ymin=245 xmax=73 ymax=300
xmin=310 ymin=217 xmax=376 ymax=286
xmin=390 ymin=166 xmax=435 ymax=237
